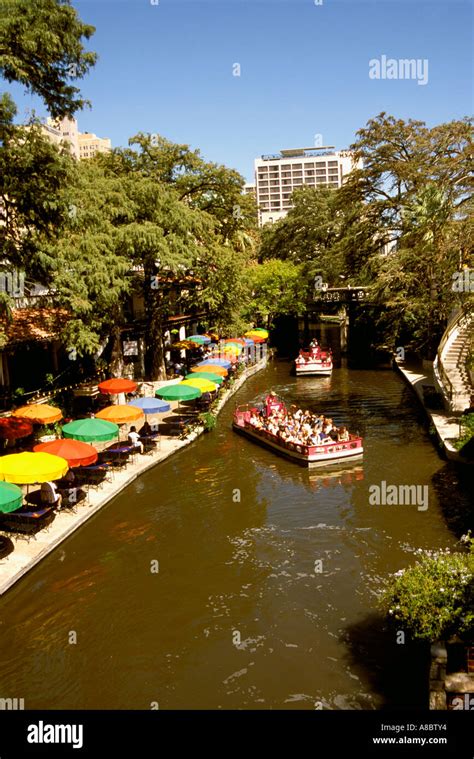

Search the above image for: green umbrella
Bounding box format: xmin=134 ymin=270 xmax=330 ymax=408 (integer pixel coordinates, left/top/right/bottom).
xmin=62 ymin=418 xmax=119 ymax=442
xmin=0 ymin=482 xmax=23 ymax=514
xmin=184 ymin=372 xmax=224 ymax=385
xmin=155 ymin=384 xmax=202 ymax=401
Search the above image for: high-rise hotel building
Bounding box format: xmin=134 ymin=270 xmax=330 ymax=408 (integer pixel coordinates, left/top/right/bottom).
xmin=254 ymin=147 xmax=361 ymax=226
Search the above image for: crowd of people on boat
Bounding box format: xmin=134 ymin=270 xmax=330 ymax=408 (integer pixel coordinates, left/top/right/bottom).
xmin=296 ymin=339 xmax=332 ymax=363
xmin=247 ymin=392 xmax=351 ymax=447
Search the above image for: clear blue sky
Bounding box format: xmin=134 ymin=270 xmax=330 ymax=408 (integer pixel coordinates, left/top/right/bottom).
xmin=7 ymin=0 xmax=473 ymax=182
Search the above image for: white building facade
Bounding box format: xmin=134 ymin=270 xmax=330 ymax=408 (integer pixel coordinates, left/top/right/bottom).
xmin=254 ymin=147 xmax=361 ymax=226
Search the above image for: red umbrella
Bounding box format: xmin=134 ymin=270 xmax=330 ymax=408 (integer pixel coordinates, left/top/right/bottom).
xmin=0 ymin=417 xmax=34 ymax=439
xmin=98 ymin=378 xmax=137 ymax=395
xmin=33 ymin=438 xmax=98 ymax=467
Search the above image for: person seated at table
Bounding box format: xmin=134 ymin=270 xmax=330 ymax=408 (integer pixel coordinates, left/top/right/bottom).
xmin=40 ymin=481 xmax=62 ymax=509
xmin=139 ymin=420 xmax=152 ymax=437
xmin=63 ymin=469 xmax=75 ymax=483
xmin=128 ymin=426 xmax=144 ymax=454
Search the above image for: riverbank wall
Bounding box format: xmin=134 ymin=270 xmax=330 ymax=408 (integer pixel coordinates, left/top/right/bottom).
xmin=0 ymin=357 xmax=268 ymax=596
xmin=394 ymin=358 xmax=469 ymax=463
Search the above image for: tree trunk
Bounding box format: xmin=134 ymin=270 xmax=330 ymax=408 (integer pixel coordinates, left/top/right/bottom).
xmin=109 ymin=325 xmax=124 ymax=377
xmin=144 ymin=266 xmax=167 ymax=380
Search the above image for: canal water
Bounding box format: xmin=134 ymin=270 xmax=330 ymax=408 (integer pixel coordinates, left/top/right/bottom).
xmin=0 ymin=358 xmax=471 ymax=710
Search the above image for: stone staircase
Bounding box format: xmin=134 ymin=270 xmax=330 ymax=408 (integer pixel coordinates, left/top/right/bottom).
xmin=434 ymin=308 xmax=473 ymax=413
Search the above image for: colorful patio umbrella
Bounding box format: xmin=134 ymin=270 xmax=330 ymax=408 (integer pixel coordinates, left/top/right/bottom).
xmin=181 ymin=378 xmax=217 ymax=393
xmin=13 ymin=404 xmax=62 ymax=424
xmin=188 ymin=335 xmax=211 ymax=344
xmin=185 ymin=372 xmax=224 ymax=385
xmin=155 ymin=385 xmax=202 ymax=401
xmin=33 ymin=439 xmax=98 ymax=467
xmin=222 ymin=338 xmax=246 ymax=346
xmin=246 ymin=328 xmax=269 ymax=338
xmin=0 ymin=417 xmax=33 ymax=439
xmin=198 ymin=358 xmax=231 ymax=368
xmin=191 ymin=364 xmax=228 ymax=377
xmin=0 ymin=482 xmax=23 ymax=513
xmin=0 ymin=452 xmax=68 ymax=484
xmin=98 ymin=378 xmax=137 ymax=395
xmin=246 ymin=336 xmax=266 ymax=344
xmin=62 ymin=418 xmax=119 ymax=443
xmin=127 ymin=397 xmax=171 ymax=414
xmin=96 ymin=405 xmax=144 ymax=425
xmin=221 ymin=345 xmax=241 ymax=355
xmin=243 ymin=338 xmax=255 ymax=346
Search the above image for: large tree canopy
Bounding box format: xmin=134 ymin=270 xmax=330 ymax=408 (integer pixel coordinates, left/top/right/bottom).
xmin=0 ymin=0 xmax=96 ymax=118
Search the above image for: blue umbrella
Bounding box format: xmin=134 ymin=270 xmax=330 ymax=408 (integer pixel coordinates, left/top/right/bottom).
xmin=128 ymin=397 xmax=171 ymax=414
xmin=188 ymin=334 xmax=211 ymax=344
xmin=197 ymin=358 xmax=231 ymax=368
xmin=244 ymin=338 xmax=254 ymax=345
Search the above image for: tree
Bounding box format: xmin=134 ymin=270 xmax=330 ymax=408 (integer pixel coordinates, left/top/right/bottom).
xmin=242 ymin=259 xmax=307 ymax=328
xmin=104 ymin=134 xmax=258 ymax=378
xmin=44 ymin=160 xmax=132 ymax=357
xmin=0 ymin=0 xmax=96 ymax=118
xmin=340 ymin=113 xmax=473 ymax=356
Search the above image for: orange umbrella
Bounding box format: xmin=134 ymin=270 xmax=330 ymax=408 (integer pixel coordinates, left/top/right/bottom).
xmin=13 ymin=404 xmax=63 ymax=424
xmin=34 ymin=439 xmax=98 ymax=467
xmin=221 ymin=338 xmax=246 ymax=345
xmin=191 ymin=364 xmax=228 ymax=376
xmin=96 ymin=405 xmax=144 ymax=424
xmin=98 ymin=378 xmax=137 ymax=395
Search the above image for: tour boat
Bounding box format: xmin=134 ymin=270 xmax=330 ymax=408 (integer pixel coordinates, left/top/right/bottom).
xmin=294 ymin=347 xmax=333 ymax=376
xmin=232 ymin=402 xmax=363 ymax=468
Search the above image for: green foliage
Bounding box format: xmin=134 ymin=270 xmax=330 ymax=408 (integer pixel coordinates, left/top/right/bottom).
xmin=198 ymin=411 xmax=217 ymax=432
xmin=380 ymin=535 xmax=474 ymax=642
xmin=454 ymin=414 xmax=474 ymax=450
xmin=0 ymin=0 xmax=97 ymax=118
xmin=242 ymin=259 xmax=307 ymax=326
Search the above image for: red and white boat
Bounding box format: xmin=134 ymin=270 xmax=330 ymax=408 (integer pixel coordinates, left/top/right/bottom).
xmin=295 ymin=347 xmax=333 ymax=376
xmin=232 ymin=402 xmax=363 ymax=468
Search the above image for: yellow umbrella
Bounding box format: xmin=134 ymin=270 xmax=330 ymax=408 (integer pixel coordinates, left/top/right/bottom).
xmin=13 ymin=404 xmax=63 ymax=424
xmin=0 ymin=451 xmax=68 ymax=484
xmin=96 ymin=405 xmax=144 ymax=424
xmin=221 ymin=345 xmax=240 ymax=355
xmin=180 ymin=378 xmax=218 ymax=393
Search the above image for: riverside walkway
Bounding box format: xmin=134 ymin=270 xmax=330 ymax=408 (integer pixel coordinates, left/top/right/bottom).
xmin=0 ymin=359 xmax=267 ymax=596
xmin=395 ymin=358 xmax=467 ymax=461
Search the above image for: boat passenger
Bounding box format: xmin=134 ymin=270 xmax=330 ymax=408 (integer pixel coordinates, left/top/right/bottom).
xmin=338 ymin=427 xmax=350 ymax=442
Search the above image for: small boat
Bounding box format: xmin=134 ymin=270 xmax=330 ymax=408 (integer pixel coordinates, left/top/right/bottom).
xmin=294 ymin=346 xmax=333 ymax=376
xmin=232 ymin=400 xmax=363 ymax=468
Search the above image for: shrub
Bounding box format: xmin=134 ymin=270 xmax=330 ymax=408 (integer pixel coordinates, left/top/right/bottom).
xmin=380 ymin=535 xmax=474 ymax=642
xmin=453 ymin=413 xmax=474 ymax=450
xmin=198 ymin=411 xmax=217 ymax=432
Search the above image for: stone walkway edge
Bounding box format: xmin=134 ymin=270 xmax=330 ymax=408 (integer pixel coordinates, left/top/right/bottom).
xmin=0 ymin=358 xmax=268 ymax=596
xmin=394 ymin=358 xmax=467 ymax=463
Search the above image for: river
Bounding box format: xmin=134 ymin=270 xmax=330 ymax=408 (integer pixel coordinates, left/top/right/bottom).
xmin=0 ymin=355 xmax=471 ymax=710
